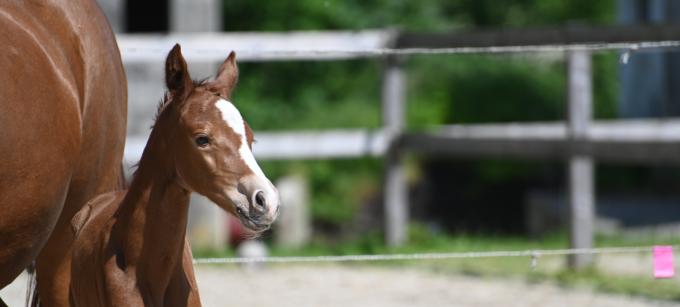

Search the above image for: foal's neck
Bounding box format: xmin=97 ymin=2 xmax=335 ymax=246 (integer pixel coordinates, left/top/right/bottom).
xmin=115 ymin=124 xmax=190 ymax=292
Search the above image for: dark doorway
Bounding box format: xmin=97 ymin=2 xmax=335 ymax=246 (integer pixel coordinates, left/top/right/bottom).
xmin=126 ymin=0 xmax=168 ymax=32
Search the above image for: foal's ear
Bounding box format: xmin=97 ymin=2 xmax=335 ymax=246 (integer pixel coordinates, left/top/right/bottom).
xmin=165 ymin=44 xmax=193 ymax=96
xmin=210 ymin=51 xmax=239 ymax=97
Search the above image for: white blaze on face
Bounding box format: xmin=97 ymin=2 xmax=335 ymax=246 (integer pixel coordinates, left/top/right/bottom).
xmin=215 ymin=99 xmax=267 ymax=180
xmin=215 ymin=99 xmax=279 ymax=219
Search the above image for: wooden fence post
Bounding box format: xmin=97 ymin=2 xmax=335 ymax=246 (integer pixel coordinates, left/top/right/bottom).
xmin=382 ymin=56 xmax=408 ymax=247
xmin=188 ymin=194 xmax=229 ymax=249
xmin=274 ymin=175 xmax=311 ymax=248
xmin=170 ymin=0 xmax=222 ymax=32
xmin=567 ymin=50 xmax=595 ymax=269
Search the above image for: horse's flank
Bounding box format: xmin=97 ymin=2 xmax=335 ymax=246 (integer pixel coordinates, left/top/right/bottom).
xmin=0 ymin=1 xmax=127 ymax=305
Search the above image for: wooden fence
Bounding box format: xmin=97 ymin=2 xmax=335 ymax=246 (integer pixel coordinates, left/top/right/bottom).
xmin=118 ymin=24 xmax=680 ymax=269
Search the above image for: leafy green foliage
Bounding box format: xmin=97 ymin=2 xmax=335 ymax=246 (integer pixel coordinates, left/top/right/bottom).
xmin=234 ymin=60 xmax=382 ymax=130
xmin=223 ymin=0 xmax=617 ymax=228
xmin=259 ymin=159 xmax=382 ymax=225
xmin=223 ymin=0 xmax=615 ymax=31
xmin=408 ymin=55 xmax=567 ymax=128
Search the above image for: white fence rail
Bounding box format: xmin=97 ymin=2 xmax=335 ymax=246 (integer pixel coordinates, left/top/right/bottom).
xmin=124 ymin=119 xmax=680 ymax=163
xmin=124 ymin=129 xmax=388 ymax=162
xmin=117 ymin=30 xmax=395 ymax=63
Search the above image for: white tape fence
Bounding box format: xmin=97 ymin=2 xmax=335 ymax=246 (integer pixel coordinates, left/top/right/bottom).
xmin=193 ymin=245 xmax=669 ymax=265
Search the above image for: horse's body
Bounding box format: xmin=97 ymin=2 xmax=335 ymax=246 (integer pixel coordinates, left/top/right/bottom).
xmin=70 ymin=45 xmax=279 ymax=307
xmin=0 ymin=1 xmax=126 ymax=305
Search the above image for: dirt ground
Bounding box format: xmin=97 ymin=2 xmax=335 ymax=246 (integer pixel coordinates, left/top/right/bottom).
xmin=2 ymin=264 xmax=678 ymax=307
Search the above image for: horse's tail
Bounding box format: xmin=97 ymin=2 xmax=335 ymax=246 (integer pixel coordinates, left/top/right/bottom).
xmin=25 ymin=262 xmax=39 ymax=307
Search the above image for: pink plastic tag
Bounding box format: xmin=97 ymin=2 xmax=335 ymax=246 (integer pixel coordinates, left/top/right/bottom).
xmin=653 ymin=246 xmax=674 ymax=279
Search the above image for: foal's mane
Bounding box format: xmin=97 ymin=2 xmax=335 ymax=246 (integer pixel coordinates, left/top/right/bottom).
xmin=152 ymin=92 xmax=172 ymax=128
xmin=152 ymin=78 xmax=211 ymax=129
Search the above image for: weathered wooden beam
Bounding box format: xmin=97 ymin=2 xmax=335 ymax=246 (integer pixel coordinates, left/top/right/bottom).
xmin=170 ymin=0 xmax=221 ymax=33
xmin=274 ymin=175 xmax=311 ymax=248
xmin=401 ymin=120 xmax=680 ymax=164
xmin=255 ymin=130 xmax=388 ymax=159
xmin=566 ymin=50 xmax=594 ymax=269
xmin=124 ymin=120 xmax=680 ymax=163
xmin=117 ymin=30 xmax=395 ymax=63
xmin=124 ymin=129 xmax=388 ymax=162
xmin=382 ymin=56 xmax=408 ymax=247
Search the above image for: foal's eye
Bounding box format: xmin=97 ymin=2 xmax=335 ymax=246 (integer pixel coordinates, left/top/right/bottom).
xmin=195 ymin=136 xmax=210 ymax=147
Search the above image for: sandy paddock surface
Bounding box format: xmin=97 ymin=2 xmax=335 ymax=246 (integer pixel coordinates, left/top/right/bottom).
xmin=2 ymin=264 xmax=678 ymax=307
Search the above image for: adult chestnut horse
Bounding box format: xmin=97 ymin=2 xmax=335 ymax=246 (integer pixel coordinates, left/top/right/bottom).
xmin=70 ymin=45 xmax=279 ymax=306
xmin=0 ymin=1 xmax=126 ymax=306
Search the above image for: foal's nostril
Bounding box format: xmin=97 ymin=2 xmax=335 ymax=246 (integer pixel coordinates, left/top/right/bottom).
xmin=253 ymin=190 xmax=267 ymax=211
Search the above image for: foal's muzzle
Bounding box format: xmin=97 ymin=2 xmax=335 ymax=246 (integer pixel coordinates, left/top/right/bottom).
xmin=236 ymin=176 xmax=280 ymax=231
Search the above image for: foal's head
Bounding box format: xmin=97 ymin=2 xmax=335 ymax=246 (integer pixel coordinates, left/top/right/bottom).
xmin=157 ymin=44 xmax=279 ymax=231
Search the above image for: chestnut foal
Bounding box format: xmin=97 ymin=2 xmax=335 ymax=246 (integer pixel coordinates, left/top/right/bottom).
xmin=70 ymin=45 xmax=280 ymax=307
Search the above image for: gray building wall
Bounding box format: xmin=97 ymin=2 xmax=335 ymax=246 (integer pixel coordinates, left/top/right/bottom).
xmin=619 ymin=0 xmax=680 ymax=117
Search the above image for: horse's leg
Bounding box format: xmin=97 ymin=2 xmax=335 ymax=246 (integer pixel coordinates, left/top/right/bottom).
xmin=165 ymin=240 xmax=202 ymax=307
xmin=0 ymin=175 xmax=72 ymax=291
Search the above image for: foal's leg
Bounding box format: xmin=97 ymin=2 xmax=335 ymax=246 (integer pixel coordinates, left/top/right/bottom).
xmin=165 ymin=240 xmax=201 ymax=307
xmin=35 ymin=172 xmax=123 ymax=306
xmin=35 ymin=160 xmax=124 ymax=307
